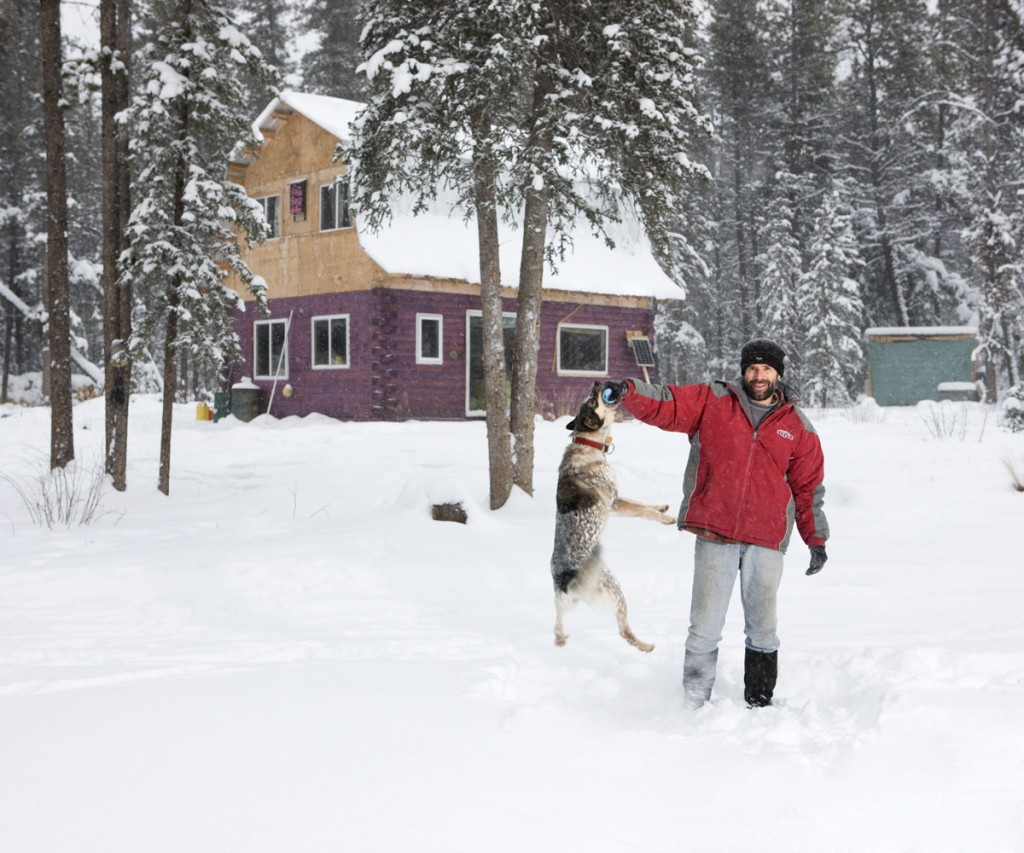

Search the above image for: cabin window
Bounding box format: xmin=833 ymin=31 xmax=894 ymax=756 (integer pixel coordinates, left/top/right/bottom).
xmin=416 ymin=314 xmax=443 ymax=365
xmin=254 ymin=319 xmax=288 ymax=379
xmin=312 ymin=314 xmax=349 ymax=368
xmin=256 ymin=195 xmax=280 ymax=238
xmin=320 ymin=177 xmax=352 ymax=231
xmin=557 ymin=324 xmax=608 ymax=375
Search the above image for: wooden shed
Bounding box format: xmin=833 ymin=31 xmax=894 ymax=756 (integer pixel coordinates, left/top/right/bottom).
xmin=864 ymin=327 xmax=979 ymax=406
xmin=225 ymin=91 xmax=683 ymax=421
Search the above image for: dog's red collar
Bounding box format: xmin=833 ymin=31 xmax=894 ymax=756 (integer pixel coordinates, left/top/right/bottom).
xmin=572 ymin=435 xmax=613 ymax=453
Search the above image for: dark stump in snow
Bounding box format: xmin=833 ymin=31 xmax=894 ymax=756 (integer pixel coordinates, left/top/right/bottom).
xmin=431 ymin=502 xmax=468 ymax=524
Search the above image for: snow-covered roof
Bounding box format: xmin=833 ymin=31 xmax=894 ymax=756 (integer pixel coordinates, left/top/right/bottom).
xmin=245 ymin=91 xmax=684 ymax=302
xmin=253 ymin=91 xmax=363 ymax=145
xmin=357 ymin=191 xmax=683 ymax=300
xmin=865 ymin=326 xmax=978 ymax=337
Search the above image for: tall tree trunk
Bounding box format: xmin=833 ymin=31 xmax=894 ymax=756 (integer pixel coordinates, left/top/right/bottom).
xmin=158 ymin=287 xmax=179 ymax=495
xmin=101 ymin=0 xmax=133 ymax=490
xmin=2 ymin=221 xmax=18 ymax=404
xmin=159 ymin=89 xmax=190 ymax=497
xmin=511 ymin=174 xmax=548 ymax=496
xmin=473 ymin=145 xmax=513 ymax=510
xmin=40 ymin=0 xmax=74 ymax=469
xmin=510 ymin=16 xmax=556 ymax=497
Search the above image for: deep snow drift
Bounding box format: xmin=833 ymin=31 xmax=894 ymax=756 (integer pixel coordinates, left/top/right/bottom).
xmin=1 ymin=391 xmax=1023 ymax=852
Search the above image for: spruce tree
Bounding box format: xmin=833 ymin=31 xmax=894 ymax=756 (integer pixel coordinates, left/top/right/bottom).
xmin=123 ymin=0 xmax=274 ymax=495
xmin=234 ymin=0 xmax=292 ymax=116
xmin=297 ymin=0 xmax=364 ymax=100
xmin=835 ymin=0 xmax=961 ymax=328
xmin=957 ymin=0 xmax=1024 ymax=392
xmin=0 ymin=0 xmax=44 ymax=398
xmin=353 ymin=0 xmax=708 ymax=502
xmin=706 ymin=0 xmax=775 ymax=341
xmin=756 ymin=176 xmax=805 ymax=376
xmin=506 ymin=0 xmax=709 ymax=493
xmin=40 ymin=0 xmax=74 ymax=468
xmin=799 ymin=191 xmax=865 ymax=406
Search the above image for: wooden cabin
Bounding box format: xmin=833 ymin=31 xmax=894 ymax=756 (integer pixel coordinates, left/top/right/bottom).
xmin=226 ymin=91 xmax=683 ymax=421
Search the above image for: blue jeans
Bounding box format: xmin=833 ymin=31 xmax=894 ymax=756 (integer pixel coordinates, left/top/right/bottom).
xmin=686 ymin=538 xmax=784 ymax=656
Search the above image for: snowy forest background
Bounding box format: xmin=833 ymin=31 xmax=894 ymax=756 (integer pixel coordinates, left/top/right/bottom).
xmin=2 ymin=0 xmax=1024 ymax=412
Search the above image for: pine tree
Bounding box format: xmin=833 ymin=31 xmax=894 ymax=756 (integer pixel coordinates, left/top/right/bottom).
xmin=40 ymin=0 xmax=74 ymax=468
xmin=506 ymin=0 xmax=709 ymax=493
xmin=835 ymin=0 xmax=964 ymax=329
xmin=297 ymin=0 xmax=364 ymax=100
xmin=234 ymin=0 xmax=292 ymax=116
xmin=954 ymin=0 xmax=1024 ymax=392
xmin=353 ymin=0 xmax=529 ymax=509
xmin=123 ymin=0 xmax=274 ymax=495
xmin=756 ymin=176 xmax=805 ymax=376
xmin=100 ymin=0 xmax=134 ymax=490
xmin=706 ymin=0 xmax=775 ymax=341
xmin=0 ymin=0 xmax=44 ymax=399
xmin=353 ymin=0 xmax=708 ymax=501
xmin=798 ymin=191 xmax=865 ymax=406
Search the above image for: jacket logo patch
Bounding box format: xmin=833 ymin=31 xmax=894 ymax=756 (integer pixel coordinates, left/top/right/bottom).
xmin=776 ymin=428 xmax=794 ymax=441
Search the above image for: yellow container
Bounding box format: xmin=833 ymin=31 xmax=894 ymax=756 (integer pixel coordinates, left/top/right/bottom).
xmin=196 ymin=402 xmax=212 ymax=421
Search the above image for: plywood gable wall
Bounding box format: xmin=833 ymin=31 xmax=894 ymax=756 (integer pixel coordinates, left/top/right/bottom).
xmin=230 ymin=111 xmax=386 ymax=301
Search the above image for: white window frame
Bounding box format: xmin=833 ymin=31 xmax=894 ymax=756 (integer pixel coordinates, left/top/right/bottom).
xmin=319 ymin=176 xmax=352 ymax=231
xmin=311 ymin=314 xmax=351 ymax=370
xmin=557 ymin=323 xmax=609 ymax=376
xmin=254 ymin=318 xmax=288 ymax=380
xmin=416 ymin=314 xmax=444 ymax=365
xmin=256 ymin=195 xmax=280 ymax=239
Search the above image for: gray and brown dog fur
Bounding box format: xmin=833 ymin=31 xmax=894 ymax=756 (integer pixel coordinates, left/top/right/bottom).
xmin=551 ymin=382 xmax=675 ymax=652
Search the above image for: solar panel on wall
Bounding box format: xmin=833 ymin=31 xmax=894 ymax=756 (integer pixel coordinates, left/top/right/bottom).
xmin=629 ymin=336 xmax=656 ymax=367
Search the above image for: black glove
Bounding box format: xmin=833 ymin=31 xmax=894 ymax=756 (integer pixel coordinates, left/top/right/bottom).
xmin=806 ymin=545 xmax=827 ymax=576
xmin=601 ymin=380 xmax=627 ymax=405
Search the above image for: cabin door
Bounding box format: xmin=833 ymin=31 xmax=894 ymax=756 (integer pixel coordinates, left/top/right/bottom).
xmin=465 ymin=311 xmax=516 ymax=416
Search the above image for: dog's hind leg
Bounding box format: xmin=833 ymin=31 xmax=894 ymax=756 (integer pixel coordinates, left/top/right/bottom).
xmin=554 ymin=590 xmax=569 ymax=646
xmin=599 ymin=569 xmax=654 ymax=653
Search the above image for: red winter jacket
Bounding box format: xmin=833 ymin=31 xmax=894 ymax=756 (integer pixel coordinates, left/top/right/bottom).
xmin=621 ymin=378 xmax=829 ymax=552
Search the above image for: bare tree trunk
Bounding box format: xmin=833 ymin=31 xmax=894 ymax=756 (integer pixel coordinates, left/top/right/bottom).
xmin=2 ymin=221 xmax=18 ymax=404
xmin=510 ymin=21 xmax=556 ymax=497
xmin=510 ymin=169 xmax=548 ymax=496
xmin=158 ymin=292 xmax=179 ymax=496
xmin=40 ymin=0 xmax=74 ymax=469
xmin=159 ymin=87 xmax=190 ymax=496
xmin=473 ymin=146 xmax=513 ymax=510
xmin=101 ymin=0 xmax=133 ymax=490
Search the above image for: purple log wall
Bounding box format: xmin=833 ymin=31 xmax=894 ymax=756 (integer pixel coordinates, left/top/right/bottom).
xmin=231 ymin=289 xmax=658 ymax=421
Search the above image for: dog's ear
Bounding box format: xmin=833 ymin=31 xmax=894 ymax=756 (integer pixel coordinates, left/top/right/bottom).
xmin=565 ymin=417 xmax=577 ymax=431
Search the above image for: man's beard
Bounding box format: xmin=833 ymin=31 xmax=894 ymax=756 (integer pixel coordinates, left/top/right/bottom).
xmin=744 ymin=378 xmax=777 ymax=402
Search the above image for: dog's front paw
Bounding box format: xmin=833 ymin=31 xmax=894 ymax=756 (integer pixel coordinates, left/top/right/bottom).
xmin=656 ymin=504 xmax=670 ymax=513
xmin=659 ymin=514 xmax=676 ymax=525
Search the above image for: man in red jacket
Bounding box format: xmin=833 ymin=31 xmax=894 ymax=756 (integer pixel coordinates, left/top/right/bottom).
xmin=601 ymin=339 xmax=829 ymax=708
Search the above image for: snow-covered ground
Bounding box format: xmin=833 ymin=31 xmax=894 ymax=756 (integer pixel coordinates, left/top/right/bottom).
xmin=1 ymin=387 xmax=1023 ymax=852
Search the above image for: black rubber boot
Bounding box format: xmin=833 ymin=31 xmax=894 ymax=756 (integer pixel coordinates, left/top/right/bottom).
xmin=683 ymin=649 xmax=719 ymax=709
xmin=744 ymin=648 xmax=778 ymax=708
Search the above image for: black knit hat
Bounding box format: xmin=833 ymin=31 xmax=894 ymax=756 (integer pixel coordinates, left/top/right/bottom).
xmin=741 ymin=339 xmax=786 ymax=377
